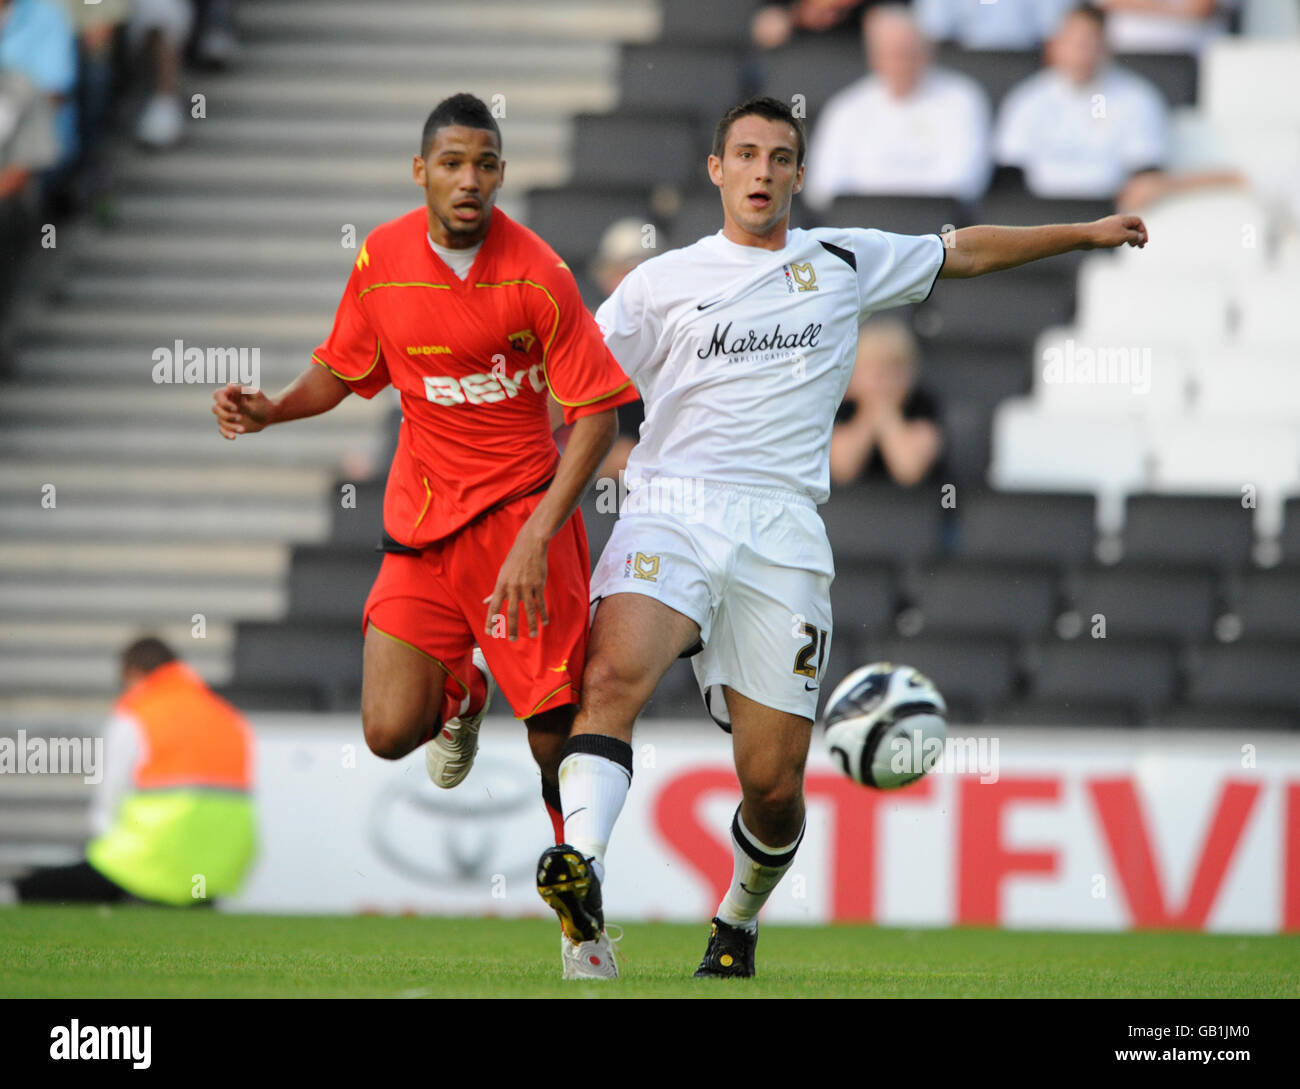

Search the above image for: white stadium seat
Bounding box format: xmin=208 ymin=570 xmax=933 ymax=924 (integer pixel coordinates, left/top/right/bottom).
xmin=1075 ymin=256 xmax=1230 ymax=340
xmin=1113 ymin=191 xmax=1270 ymax=276
xmin=1202 ymin=40 xmax=1300 ymax=125
xmin=1147 ymin=418 xmax=1300 ymax=536
xmin=1191 ymin=346 xmax=1300 ymax=421
xmin=1033 ymin=328 xmax=1191 ymax=416
xmin=989 ymin=399 xmax=1148 ymax=534
xmin=1234 ymin=276 xmax=1300 ymax=346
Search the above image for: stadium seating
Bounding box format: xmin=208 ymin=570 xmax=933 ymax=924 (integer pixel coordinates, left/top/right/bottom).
xmin=571 ymin=112 xmax=700 ymax=187
xmin=904 ymin=561 xmax=1059 ymax=640
xmin=523 ymin=185 xmax=653 ymax=268
xmin=826 ymin=194 xmax=969 ymax=236
xmin=1120 ymin=494 xmax=1256 ymax=570
xmin=952 ymin=490 xmax=1097 ymax=567
xmin=861 ymin=634 xmax=1019 ymax=723
xmin=820 ymin=483 xmax=945 ymax=567
xmin=1061 ymin=565 xmax=1220 ymax=643
xmin=1021 ymin=638 xmax=1181 ymax=723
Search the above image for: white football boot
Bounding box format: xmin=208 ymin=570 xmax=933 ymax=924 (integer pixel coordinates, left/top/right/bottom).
xmin=559 ymin=926 xmax=622 ymax=981
xmin=424 ymin=647 xmax=493 ymax=788
xmin=537 ymin=845 xmax=620 ymax=980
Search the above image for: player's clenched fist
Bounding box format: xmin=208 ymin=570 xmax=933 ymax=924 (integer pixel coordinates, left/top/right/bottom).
xmin=212 ymin=382 xmax=273 ymax=439
xmin=1085 ymin=214 xmax=1148 ymax=251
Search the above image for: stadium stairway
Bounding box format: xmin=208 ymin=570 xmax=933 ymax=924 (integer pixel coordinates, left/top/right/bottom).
xmin=0 ymin=0 xmax=661 ymax=871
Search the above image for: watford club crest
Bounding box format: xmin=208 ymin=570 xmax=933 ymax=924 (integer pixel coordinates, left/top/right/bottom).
xmin=507 ymin=328 xmax=536 ymax=353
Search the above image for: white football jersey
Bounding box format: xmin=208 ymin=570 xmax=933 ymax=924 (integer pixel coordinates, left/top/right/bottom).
xmin=594 ymin=227 xmax=945 ymax=504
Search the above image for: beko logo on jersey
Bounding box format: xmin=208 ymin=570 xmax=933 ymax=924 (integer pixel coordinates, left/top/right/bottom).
xmin=424 ymin=362 xmax=546 ymax=405
xmin=696 ymin=320 xmax=823 ymax=360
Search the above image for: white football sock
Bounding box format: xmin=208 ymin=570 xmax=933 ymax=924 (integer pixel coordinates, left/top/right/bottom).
xmin=716 ymin=806 xmax=805 ymax=933
xmin=557 ymin=739 xmax=633 ymax=885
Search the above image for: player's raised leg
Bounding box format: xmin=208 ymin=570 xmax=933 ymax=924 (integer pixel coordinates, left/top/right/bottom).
xmin=536 ymin=591 xmax=699 ymax=978
xmin=695 ymin=687 xmax=811 ymax=979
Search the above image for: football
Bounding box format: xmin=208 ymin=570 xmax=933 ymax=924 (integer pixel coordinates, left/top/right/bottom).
xmin=823 ymin=662 xmax=948 ymax=789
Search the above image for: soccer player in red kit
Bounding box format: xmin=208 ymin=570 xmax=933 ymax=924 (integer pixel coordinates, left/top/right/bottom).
xmin=212 ymin=94 xmax=638 ymax=878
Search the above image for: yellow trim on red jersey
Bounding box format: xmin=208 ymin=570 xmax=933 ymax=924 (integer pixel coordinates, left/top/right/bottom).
xmin=411 ymin=476 xmax=433 ymax=537
xmin=357 ymin=281 xmax=454 ymax=300
xmin=312 ymin=338 xmax=382 ymax=382
xmin=521 ymin=680 xmax=574 ymax=719
xmin=366 ymin=623 xmax=470 ymax=697
xmin=474 ymin=278 xmax=632 ymax=408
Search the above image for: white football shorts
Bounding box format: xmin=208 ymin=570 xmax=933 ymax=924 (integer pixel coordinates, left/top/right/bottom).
xmin=589 ymin=477 xmax=835 ymax=726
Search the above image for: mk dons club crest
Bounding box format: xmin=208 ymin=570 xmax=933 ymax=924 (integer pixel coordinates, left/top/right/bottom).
xmin=624 ymin=552 xmax=660 ymax=582
xmin=783 ymin=261 xmax=818 ymax=294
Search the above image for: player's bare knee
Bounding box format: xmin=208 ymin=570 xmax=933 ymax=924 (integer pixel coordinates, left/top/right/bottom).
xmin=581 ymin=651 xmax=653 ymax=714
xmin=362 ymin=711 xmax=417 ymax=761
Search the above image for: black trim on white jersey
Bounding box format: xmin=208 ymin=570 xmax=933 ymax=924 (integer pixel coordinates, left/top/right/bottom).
xmin=818 ymin=240 xmax=857 ymax=270
xmin=921 ymin=233 xmax=947 ymax=303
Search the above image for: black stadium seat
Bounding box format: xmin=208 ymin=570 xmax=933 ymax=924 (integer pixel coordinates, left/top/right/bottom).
xmin=214 ymin=682 xmax=326 ymax=713
xmin=524 ymin=186 xmax=652 ymax=268
xmin=1062 ymin=565 xmax=1219 ymax=643
xmin=231 ymin=620 xmax=363 ymax=710
xmin=829 ymin=563 xmax=897 ymax=639
xmin=939 ymin=399 xmax=993 ymax=483
xmin=821 ymin=483 xmax=945 ymax=566
xmin=954 ymin=489 xmax=1096 ymax=566
xmin=1121 ymin=495 xmax=1255 ymax=570
xmin=1150 ymin=703 xmax=1300 ymax=731
xmin=918 ymin=263 xmax=1075 ymax=347
xmin=1186 ymin=640 xmax=1300 ymax=713
xmin=1233 ymin=570 xmax=1300 ymax=640
xmin=862 ymin=633 xmax=1019 ymax=722
xmin=286 ymin=545 xmax=382 ymax=622
xmin=908 ymin=560 xmax=1058 ymax=639
xmin=920 ymin=344 xmax=1029 ymax=407
xmin=826 ymin=194 xmax=969 ymax=236
xmin=1114 ymin=51 xmax=1198 ymax=108
xmin=759 ymin=36 xmax=865 ymax=128
xmin=976 ymin=192 xmax=1114 ymax=230
xmin=1280 ymin=498 xmax=1300 ymax=565
xmin=1024 ymin=638 xmax=1180 ymax=720
xmin=619 ymin=44 xmax=746 ymax=120
xmin=329 ymin=479 xmax=386 ymax=547
xmin=932 ymin=46 xmax=1040 ymax=111
xmin=571 ymin=112 xmax=699 ymax=187
xmin=658 ymin=0 xmax=753 ymax=45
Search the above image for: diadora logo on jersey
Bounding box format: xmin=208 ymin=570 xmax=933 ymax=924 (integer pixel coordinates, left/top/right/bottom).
xmin=406 ymin=345 xmax=452 ymax=356
xmin=355 ymin=242 xmax=370 ymax=271
xmin=696 ymin=320 xmax=823 ymax=360
xmin=423 ymin=362 xmax=547 ymax=406
xmin=624 ymin=552 xmax=660 ymax=582
xmin=507 ymin=328 xmax=537 ymax=353
xmin=783 ymin=260 xmax=817 ymax=293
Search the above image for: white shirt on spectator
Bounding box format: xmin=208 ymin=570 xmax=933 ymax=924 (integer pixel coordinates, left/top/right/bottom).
xmin=995 ymin=65 xmax=1168 ymax=198
xmin=804 ymin=67 xmax=993 ymax=209
xmin=915 ymin=0 xmax=1077 ymax=49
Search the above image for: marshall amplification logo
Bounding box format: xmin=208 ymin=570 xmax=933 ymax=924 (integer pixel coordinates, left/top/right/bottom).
xmin=696 ymin=320 xmax=823 ymax=360
xmin=784 ymin=260 xmax=818 ymax=293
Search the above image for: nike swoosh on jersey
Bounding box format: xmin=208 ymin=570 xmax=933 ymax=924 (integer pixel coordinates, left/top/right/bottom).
xmin=696 ymin=297 xmax=725 ymax=310
xmin=804 ymin=682 xmax=818 ymax=691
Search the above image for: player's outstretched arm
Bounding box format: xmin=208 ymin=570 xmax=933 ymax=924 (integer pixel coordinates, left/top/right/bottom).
xmin=211 ymin=364 xmax=351 ymax=439
xmin=937 ymin=215 xmax=1148 ymax=279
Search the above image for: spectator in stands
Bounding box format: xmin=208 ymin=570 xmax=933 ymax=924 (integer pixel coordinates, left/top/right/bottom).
xmin=0 ymin=67 xmax=58 ymax=321
xmin=1098 ymin=0 xmax=1238 ymax=55
xmin=803 ymin=4 xmax=993 ymax=211
xmin=995 ymin=4 xmax=1168 ymax=200
xmin=55 ymin=0 xmax=128 ymax=209
xmin=751 ymin=1 xmax=877 ymax=49
xmin=830 ymin=318 xmax=943 ymax=487
xmin=2 ymin=637 xmax=257 ymax=907
xmin=586 ymin=218 xmax=657 ymax=481
xmin=0 ymin=0 xmax=77 ymax=176
xmin=915 ymin=0 xmax=1077 ymax=50
xmin=131 ymin=0 xmax=194 ymax=148
xmin=191 ymin=0 xmax=238 ymax=69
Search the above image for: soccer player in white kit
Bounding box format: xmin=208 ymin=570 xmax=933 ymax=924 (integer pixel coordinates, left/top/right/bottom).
xmin=536 ymin=96 xmax=1148 ymax=979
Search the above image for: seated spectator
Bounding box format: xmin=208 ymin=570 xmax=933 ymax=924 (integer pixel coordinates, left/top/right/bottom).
xmin=0 ymin=67 xmax=58 ymax=322
xmin=751 ymin=1 xmax=877 ymax=49
xmin=830 ymin=318 xmax=943 ymax=487
xmin=995 ymin=4 xmax=1168 ymax=200
xmin=130 ymin=0 xmax=195 ymax=148
xmin=803 ymin=4 xmax=993 ymax=210
xmin=1 ymin=637 xmax=258 ymax=908
xmin=0 ymin=0 xmax=77 ymax=175
xmin=1098 ymin=0 xmax=1238 ymax=55
xmin=54 ymin=0 xmax=128 ymax=209
xmin=915 ymin=0 xmax=1076 ymax=50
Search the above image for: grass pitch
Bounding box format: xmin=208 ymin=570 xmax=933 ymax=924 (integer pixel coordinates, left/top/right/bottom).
xmin=1 ymin=907 xmax=1296 ymax=998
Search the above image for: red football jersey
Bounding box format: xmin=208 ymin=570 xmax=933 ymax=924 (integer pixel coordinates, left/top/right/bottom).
xmin=312 ymin=207 xmax=637 ymax=547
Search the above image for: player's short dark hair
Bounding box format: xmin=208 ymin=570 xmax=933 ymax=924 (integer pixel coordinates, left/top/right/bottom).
xmin=121 ymin=636 xmax=178 ymax=676
xmin=1066 ymin=3 xmax=1106 ymax=31
xmin=712 ymin=96 xmax=807 ymax=168
xmin=420 ymin=93 xmax=502 ymax=159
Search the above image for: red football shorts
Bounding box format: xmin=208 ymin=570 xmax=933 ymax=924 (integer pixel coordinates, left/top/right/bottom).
xmin=363 ymin=491 xmax=591 ymax=719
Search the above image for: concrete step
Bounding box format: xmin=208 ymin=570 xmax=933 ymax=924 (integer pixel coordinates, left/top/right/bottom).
xmin=0 ymin=619 xmax=235 ymax=653
xmin=0 ymin=464 xmax=331 ymax=502
xmin=0 ymin=384 xmax=382 ymax=423
xmin=0 ymin=541 xmax=286 ymax=579
xmin=0 ymin=647 xmax=233 ymax=692
xmin=240 ymin=0 xmax=658 ymax=44
xmin=0 ymin=573 xmax=285 ymax=621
